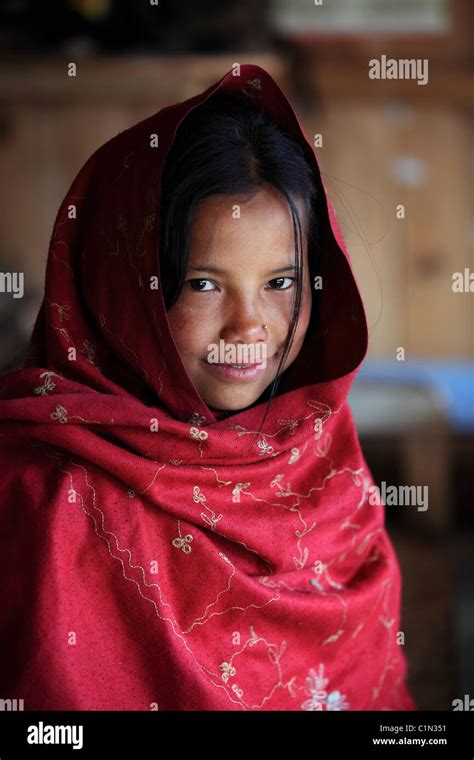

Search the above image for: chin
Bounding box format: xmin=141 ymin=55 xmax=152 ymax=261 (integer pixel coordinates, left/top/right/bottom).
xmin=204 ymin=392 xmax=261 ymax=412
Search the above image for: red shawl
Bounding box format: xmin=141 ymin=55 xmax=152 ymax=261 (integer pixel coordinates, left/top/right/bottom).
xmin=0 ymin=64 xmax=416 ymax=711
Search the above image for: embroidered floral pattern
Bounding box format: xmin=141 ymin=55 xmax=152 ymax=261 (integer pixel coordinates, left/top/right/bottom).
xmin=288 ymin=447 xmax=300 ymax=464
xmin=301 ymin=664 xmax=349 ymax=711
xmin=172 ymin=534 xmax=193 ymax=554
xmin=278 ymin=418 xmax=300 ymax=435
xmin=241 ymin=76 xmax=264 ymax=102
xmin=189 ymin=426 xmax=208 ymax=441
xmin=257 ymin=438 xmax=273 ymax=455
xmin=231 ymin=482 xmax=250 ymax=502
xmin=53 ymin=303 xmax=71 ymax=321
xmin=50 ymin=404 xmax=68 ymax=424
xmin=313 ymin=417 xmax=323 ymax=439
xmin=192 ymin=485 xmax=206 ymax=505
xmin=200 ymin=505 xmax=223 ymax=531
xmin=188 ymin=412 xmax=206 ymax=426
xmin=34 ymin=371 xmax=60 ymax=396
xmin=219 ymin=662 xmax=236 ymax=682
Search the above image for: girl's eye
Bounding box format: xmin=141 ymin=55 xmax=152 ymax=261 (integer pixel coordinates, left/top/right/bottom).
xmin=186 ymin=278 xmax=216 ymax=292
xmin=266 ymin=277 xmax=294 ymax=290
xmin=185 ymin=277 xmax=294 ymax=292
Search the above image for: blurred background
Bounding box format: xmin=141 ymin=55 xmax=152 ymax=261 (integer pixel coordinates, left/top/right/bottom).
xmin=0 ymin=0 xmax=472 ymax=710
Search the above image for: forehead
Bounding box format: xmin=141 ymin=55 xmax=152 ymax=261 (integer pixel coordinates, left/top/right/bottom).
xmin=187 ymin=185 xmax=308 ymax=264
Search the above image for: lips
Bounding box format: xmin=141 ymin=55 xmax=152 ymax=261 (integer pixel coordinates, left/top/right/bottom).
xmin=204 ymin=355 xmax=274 ymax=366
xmin=202 ymin=357 xmax=272 ymax=383
xmin=220 ymin=363 xmax=258 ymax=369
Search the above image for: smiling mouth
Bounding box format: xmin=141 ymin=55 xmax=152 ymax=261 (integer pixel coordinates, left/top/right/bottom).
xmin=204 ymin=356 xmax=274 ymax=367
xmin=202 ymin=356 xmax=274 ymax=382
xmin=204 ymin=360 xmax=268 ymax=369
xmin=216 ymin=362 xmax=260 ymax=368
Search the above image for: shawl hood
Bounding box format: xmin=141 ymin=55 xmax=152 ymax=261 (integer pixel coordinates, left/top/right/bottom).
xmin=1 ymin=63 xmax=367 ymax=433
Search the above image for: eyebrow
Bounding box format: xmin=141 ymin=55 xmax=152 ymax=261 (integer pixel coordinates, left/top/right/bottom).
xmin=187 ymin=265 xmax=297 ymax=276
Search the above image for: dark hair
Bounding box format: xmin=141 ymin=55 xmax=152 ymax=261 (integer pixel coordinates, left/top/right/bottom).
xmin=158 ymin=90 xmax=318 ymax=421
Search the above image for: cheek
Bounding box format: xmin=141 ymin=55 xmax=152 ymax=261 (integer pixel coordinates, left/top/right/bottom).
xmin=167 ymin=302 xmax=213 ymax=356
xmin=167 ymin=307 xmax=192 ymax=349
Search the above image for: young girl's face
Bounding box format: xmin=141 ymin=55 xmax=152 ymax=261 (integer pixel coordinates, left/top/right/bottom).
xmin=166 ymin=184 xmax=312 ymax=412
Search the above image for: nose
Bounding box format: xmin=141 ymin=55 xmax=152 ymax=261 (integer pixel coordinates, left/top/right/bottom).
xmin=220 ymin=304 xmax=268 ymax=346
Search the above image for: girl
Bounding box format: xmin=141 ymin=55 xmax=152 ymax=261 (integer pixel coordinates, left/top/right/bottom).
xmin=0 ymin=64 xmax=416 ymax=711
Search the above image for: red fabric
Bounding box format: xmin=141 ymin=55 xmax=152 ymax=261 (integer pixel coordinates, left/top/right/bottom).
xmin=0 ymin=64 xmax=416 ymax=711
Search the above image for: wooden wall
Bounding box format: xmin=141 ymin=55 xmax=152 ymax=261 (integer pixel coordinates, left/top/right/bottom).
xmin=0 ymin=53 xmax=472 ymax=362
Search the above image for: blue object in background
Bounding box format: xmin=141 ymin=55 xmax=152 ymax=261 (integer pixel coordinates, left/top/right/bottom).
xmin=353 ymin=359 xmax=474 ymax=433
